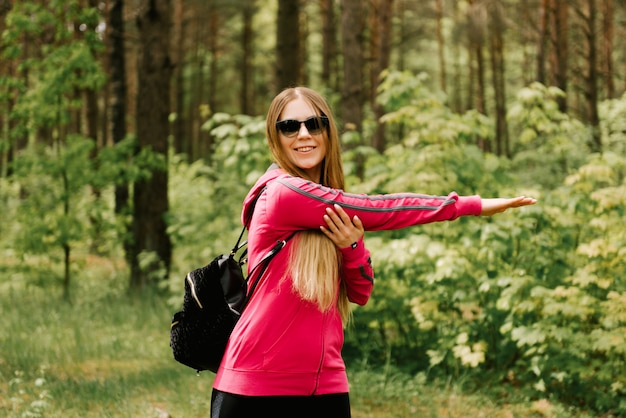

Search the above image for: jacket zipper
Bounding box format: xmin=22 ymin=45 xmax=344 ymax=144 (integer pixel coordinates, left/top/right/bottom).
xmin=312 ymin=311 xmax=327 ymax=395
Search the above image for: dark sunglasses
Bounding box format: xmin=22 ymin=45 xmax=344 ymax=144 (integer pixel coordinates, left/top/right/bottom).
xmin=276 ymin=116 xmax=329 ymax=137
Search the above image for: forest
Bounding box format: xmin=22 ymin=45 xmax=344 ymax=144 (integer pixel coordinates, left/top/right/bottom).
xmin=0 ymin=0 xmax=625 ymax=417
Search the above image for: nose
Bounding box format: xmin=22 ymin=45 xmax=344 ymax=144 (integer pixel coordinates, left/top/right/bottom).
xmin=297 ymin=122 xmax=311 ymax=138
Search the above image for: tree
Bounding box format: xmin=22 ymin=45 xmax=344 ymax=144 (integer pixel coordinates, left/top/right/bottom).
xmin=467 ymin=0 xmax=488 ymax=151
xmin=549 ymin=0 xmax=569 ymax=111
xmin=240 ymin=1 xmax=256 ymax=115
xmin=370 ymin=0 xmax=394 ymax=153
xmin=276 ymin=0 xmax=301 ymax=89
xmin=574 ymin=0 xmax=601 ymax=151
xmin=340 ymin=0 xmax=365 ymax=178
xmin=339 ymin=0 xmax=364 ymax=131
xmin=131 ymin=0 xmax=173 ymax=290
xmin=320 ymin=0 xmax=338 ymax=90
xmin=536 ymin=0 xmax=550 ymax=84
xmin=601 ymin=0 xmax=614 ymax=98
xmin=0 ymin=0 xmax=12 ymax=177
xmin=107 ymin=0 xmax=132 ymax=262
xmin=171 ymin=0 xmax=185 ymax=155
xmin=488 ymin=0 xmax=509 ymax=157
xmin=435 ymin=0 xmax=446 ymax=93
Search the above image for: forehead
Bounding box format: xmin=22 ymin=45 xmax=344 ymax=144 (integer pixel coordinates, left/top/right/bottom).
xmin=280 ymin=97 xmax=318 ymax=120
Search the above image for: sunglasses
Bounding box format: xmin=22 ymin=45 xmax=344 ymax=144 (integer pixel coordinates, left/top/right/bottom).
xmin=276 ymin=116 xmax=329 ymax=137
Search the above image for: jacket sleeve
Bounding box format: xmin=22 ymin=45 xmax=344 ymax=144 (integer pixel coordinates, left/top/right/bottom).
xmin=338 ymin=237 xmax=373 ymax=306
xmin=267 ymin=176 xmax=482 ymax=232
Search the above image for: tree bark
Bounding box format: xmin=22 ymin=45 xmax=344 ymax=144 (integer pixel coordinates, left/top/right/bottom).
xmin=320 ymin=0 xmax=337 ymax=90
xmin=108 ymin=0 xmax=132 ymax=265
xmin=132 ymin=0 xmax=173 ymax=290
xmin=340 ymin=0 xmax=365 ymax=177
xmin=602 ymin=0 xmax=615 ymax=98
xmin=489 ymin=0 xmax=509 ymax=157
xmin=467 ymin=0 xmax=487 ymax=151
xmin=340 ymin=0 xmax=364 ymax=132
xmin=276 ymin=0 xmax=300 ymax=90
xmin=171 ymin=0 xmax=185 ymax=156
xmin=0 ymin=0 xmax=12 ymax=177
xmin=240 ymin=1 xmax=256 ymax=115
xmin=371 ymin=0 xmax=394 ymax=153
xmin=435 ymin=0 xmax=446 ymax=93
xmin=537 ymin=0 xmax=549 ymax=84
xmin=577 ymin=0 xmax=601 ymax=151
xmin=549 ymin=0 xmax=568 ymax=111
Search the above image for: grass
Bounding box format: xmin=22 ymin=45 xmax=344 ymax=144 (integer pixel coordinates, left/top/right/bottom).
xmin=0 ymin=256 xmax=597 ymax=418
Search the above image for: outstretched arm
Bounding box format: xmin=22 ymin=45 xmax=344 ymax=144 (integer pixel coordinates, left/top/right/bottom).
xmin=480 ymin=196 xmax=537 ymax=216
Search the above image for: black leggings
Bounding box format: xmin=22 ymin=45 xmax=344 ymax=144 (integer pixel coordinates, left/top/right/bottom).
xmin=211 ymin=389 xmax=351 ymax=418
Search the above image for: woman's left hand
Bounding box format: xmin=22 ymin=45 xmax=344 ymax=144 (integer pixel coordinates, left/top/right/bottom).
xmin=320 ymin=204 xmax=364 ymax=249
xmin=480 ymin=196 xmax=537 ymax=216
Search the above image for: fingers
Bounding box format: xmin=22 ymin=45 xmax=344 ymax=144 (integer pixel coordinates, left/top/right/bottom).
xmin=320 ymin=204 xmax=364 ymax=248
xmin=326 ymin=204 xmax=351 ymax=227
xmin=351 ymin=212 xmax=364 ymax=232
xmin=508 ymin=196 xmax=537 ymax=208
xmin=481 ymin=196 xmax=537 ymax=216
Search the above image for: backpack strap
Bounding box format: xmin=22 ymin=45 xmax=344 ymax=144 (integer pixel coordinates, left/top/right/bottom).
xmin=229 ymin=185 xmax=295 ymax=310
xmin=243 ymin=232 xmax=296 ymax=309
xmin=230 ymin=186 xmax=267 ymax=261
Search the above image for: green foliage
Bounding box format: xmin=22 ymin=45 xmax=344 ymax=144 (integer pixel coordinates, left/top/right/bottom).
xmin=3 ymin=135 xmax=164 ymax=296
xmin=167 ymin=113 xmax=270 ymax=293
xmin=342 ymin=72 xmax=626 ymax=415
xmin=496 ymin=149 xmax=626 ymax=413
xmin=599 ymin=92 xmax=626 ymax=155
xmin=1 ymin=0 xmax=105 ymax=140
xmin=507 ymin=82 xmax=589 ymax=189
xmin=10 ymin=136 xmax=97 ymax=260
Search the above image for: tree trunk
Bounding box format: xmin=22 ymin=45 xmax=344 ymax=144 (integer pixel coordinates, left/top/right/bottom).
xmin=489 ymin=0 xmax=509 ymax=157
xmin=371 ymin=0 xmax=394 ymax=153
xmin=207 ymin=7 xmax=219 ymax=116
xmin=340 ymin=0 xmax=364 ymax=132
xmin=467 ymin=0 xmax=487 ymax=150
xmin=537 ymin=0 xmax=549 ymax=84
xmin=0 ymin=0 xmax=12 ymax=177
xmin=276 ymin=0 xmax=300 ymax=89
xmin=131 ymin=0 xmax=173 ymax=290
xmin=108 ymin=0 xmax=132 ymax=266
xmin=602 ymin=0 xmax=615 ymax=98
xmin=369 ymin=1 xmax=380 ymax=106
xmin=240 ymin=1 xmax=256 ymax=115
xmin=340 ymin=0 xmax=365 ymax=178
xmin=435 ymin=0 xmax=446 ymax=93
xmin=171 ymin=0 xmax=185 ymax=156
xmin=549 ymin=0 xmax=568 ymax=111
xmin=578 ymin=0 xmax=601 ymax=151
xmin=320 ymin=0 xmax=337 ymax=90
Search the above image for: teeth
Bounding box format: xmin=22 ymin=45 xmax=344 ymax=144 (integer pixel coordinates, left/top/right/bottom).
xmin=296 ymin=147 xmax=314 ymax=152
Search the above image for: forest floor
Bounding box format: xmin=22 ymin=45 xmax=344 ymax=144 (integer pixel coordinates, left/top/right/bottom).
xmin=0 ymin=257 xmax=598 ymax=418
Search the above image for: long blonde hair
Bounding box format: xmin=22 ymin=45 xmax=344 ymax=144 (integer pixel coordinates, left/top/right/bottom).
xmin=265 ymin=87 xmax=351 ymax=323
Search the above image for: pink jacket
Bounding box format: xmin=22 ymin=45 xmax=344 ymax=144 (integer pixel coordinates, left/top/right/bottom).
xmin=212 ymin=166 xmax=482 ymax=396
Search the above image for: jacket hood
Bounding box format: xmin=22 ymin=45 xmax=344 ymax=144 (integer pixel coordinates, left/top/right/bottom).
xmin=242 ymin=164 xmax=284 ymax=225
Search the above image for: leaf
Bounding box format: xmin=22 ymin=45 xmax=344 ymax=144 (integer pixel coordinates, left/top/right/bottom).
xmin=511 ymin=326 xmax=546 ymax=347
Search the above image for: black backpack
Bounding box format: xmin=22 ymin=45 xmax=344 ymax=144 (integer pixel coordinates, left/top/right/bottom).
xmin=169 ymin=190 xmax=292 ymax=373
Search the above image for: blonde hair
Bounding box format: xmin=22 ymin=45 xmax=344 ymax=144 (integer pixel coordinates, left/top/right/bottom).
xmin=266 ymin=87 xmax=351 ymax=323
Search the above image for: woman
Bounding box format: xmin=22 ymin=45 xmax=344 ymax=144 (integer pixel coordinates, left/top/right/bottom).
xmin=211 ymin=87 xmax=536 ymax=417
